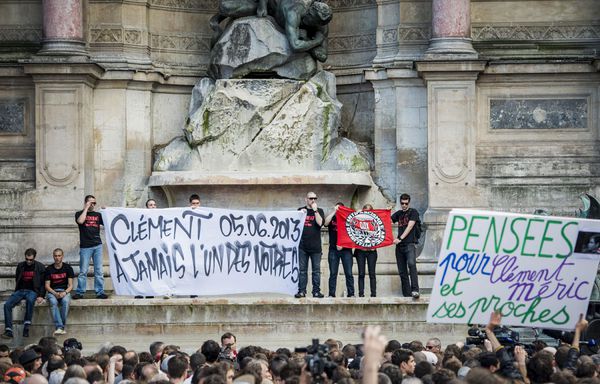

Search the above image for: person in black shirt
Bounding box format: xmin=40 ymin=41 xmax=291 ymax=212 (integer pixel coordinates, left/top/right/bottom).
xmin=73 ymin=194 xmax=107 ymax=299
xmin=391 ymin=193 xmax=420 ymax=299
xmin=354 ymin=204 xmax=378 ymax=297
xmin=295 ymin=192 xmax=325 ymax=298
xmin=324 ymin=202 xmax=354 ymax=297
xmin=1 ymin=248 xmax=46 ymax=339
xmin=45 ymin=248 xmax=75 ymax=335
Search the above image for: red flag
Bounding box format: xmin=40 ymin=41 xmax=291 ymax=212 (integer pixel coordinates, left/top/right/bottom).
xmin=336 ymin=206 xmax=394 ymax=250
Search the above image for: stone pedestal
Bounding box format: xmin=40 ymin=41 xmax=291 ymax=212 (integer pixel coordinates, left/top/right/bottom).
xmin=23 ymin=61 xmax=103 ymax=211
xmin=40 ymin=0 xmax=87 ymax=55
xmin=415 ymin=60 xmax=486 ymax=260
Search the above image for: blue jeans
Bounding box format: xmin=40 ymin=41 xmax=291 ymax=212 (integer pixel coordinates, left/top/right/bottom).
xmin=4 ymin=289 xmax=37 ymax=331
xmin=355 ymin=249 xmax=377 ymax=297
xmin=77 ymin=244 xmax=105 ymax=295
xmin=328 ymin=248 xmax=354 ymax=297
xmin=298 ymin=248 xmax=322 ymax=295
xmin=46 ymin=290 xmax=70 ymax=330
xmin=396 ymin=243 xmax=419 ymax=296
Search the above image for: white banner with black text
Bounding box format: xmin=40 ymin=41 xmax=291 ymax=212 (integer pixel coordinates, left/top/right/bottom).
xmin=101 ymin=207 xmax=306 ymax=296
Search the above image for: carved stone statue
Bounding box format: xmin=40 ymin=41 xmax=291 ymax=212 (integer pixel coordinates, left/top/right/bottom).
xmin=211 ymin=0 xmax=331 ymax=59
xmin=270 ymin=0 xmax=331 ymax=62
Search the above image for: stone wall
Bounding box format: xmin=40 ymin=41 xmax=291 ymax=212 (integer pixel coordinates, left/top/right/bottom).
xmin=0 ymin=0 xmax=598 ymax=266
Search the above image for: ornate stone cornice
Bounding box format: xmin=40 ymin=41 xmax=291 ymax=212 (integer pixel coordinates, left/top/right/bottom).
xmin=326 ymin=0 xmax=375 ymax=10
xmin=472 ymin=24 xmax=600 ymax=41
xmin=398 ymin=25 xmax=431 ymax=41
xmin=90 ymin=26 xmax=145 ymax=45
xmin=0 ymin=25 xmax=42 ymax=43
xmin=382 ymin=28 xmax=398 ymax=44
xmin=149 ymin=32 xmax=210 ymax=52
xmin=148 ymin=0 xmax=218 ymax=11
xmin=328 ymin=33 xmax=376 ymax=52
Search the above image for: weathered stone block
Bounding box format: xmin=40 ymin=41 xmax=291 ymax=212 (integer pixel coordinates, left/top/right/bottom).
xmin=210 ymin=16 xmax=317 ymax=80
xmin=154 ymin=71 xmax=375 ymax=174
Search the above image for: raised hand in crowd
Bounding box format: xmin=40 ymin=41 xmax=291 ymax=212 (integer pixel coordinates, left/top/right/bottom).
xmin=484 ymin=310 xmax=502 ymax=351
xmin=513 ymin=345 xmax=529 ymax=383
xmin=362 ymin=325 xmax=387 ymax=384
xmin=484 ymin=311 xmax=525 ymax=381
xmin=572 ymin=313 xmax=589 ymax=350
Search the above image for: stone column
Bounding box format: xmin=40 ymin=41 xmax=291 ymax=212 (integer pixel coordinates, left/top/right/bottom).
xmin=365 ymin=71 xmax=397 ymax=201
xmin=425 ymin=0 xmax=476 ymax=58
xmin=373 ymin=0 xmax=400 ymax=66
xmin=40 ymin=0 xmax=87 ymax=55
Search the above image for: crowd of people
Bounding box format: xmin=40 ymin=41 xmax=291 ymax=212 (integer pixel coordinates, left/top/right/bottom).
xmin=0 ymin=312 xmax=599 ymax=384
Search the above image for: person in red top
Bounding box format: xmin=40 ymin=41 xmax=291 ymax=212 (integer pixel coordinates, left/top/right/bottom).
xmin=45 ymin=248 xmax=75 ymax=335
xmin=1 ymin=248 xmax=46 ymax=339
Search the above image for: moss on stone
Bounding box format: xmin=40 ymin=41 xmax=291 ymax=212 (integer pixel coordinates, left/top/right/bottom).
xmin=351 ymin=154 xmax=369 ymax=171
xmin=202 ymin=109 xmax=210 ymax=136
xmin=315 ymin=82 xmax=323 ymax=99
xmin=321 ymin=103 xmax=332 ymax=161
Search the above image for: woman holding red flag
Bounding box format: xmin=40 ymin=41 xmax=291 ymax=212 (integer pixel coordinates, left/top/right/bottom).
xmin=354 ymin=204 xmax=378 ymax=297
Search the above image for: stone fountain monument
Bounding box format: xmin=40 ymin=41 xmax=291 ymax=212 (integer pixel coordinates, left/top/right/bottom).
xmin=149 ymin=0 xmax=385 ymax=209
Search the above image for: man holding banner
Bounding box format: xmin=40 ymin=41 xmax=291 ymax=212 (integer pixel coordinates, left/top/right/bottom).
xmin=295 ymin=192 xmax=325 ymax=298
xmin=102 ymin=205 xmax=305 ymax=296
xmin=391 ymin=193 xmax=420 ymax=299
xmin=324 ymin=203 xmax=354 ymax=298
xmin=335 ymin=203 xmax=394 ymax=297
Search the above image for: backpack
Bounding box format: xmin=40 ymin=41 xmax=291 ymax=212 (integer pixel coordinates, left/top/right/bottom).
xmin=411 ymin=208 xmax=423 ymax=241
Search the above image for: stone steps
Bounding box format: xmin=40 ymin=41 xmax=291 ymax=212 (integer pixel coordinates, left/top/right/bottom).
xmin=0 ymin=295 xmax=466 ymax=354
xmin=0 ymin=256 xmax=437 ymax=299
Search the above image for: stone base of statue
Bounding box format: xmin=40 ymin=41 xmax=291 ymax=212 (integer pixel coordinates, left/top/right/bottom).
xmin=154 ymin=71 xmax=370 ymax=174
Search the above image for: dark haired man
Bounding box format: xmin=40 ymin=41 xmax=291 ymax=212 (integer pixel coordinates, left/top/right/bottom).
xmin=45 ymin=248 xmax=75 ymax=335
xmin=73 ymin=194 xmax=107 ymax=299
xmin=2 ymin=248 xmax=46 ymax=339
xmin=295 ymin=191 xmax=325 ymax=298
xmin=168 ymin=355 xmax=189 ymax=384
xmin=392 ymin=349 xmax=415 ymax=377
xmin=324 ymin=202 xmax=354 ymax=298
xmin=201 ymin=340 xmax=221 ymax=365
xmin=220 ymin=332 xmax=237 ymax=360
xmin=391 ymin=193 xmax=420 ymax=299
xmin=187 ymin=194 xmax=201 ymax=298
xmin=189 ymin=194 xmax=201 ymax=209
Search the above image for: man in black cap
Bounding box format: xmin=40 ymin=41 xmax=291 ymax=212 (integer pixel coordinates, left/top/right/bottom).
xmin=2 ymin=248 xmax=46 ymax=339
xmin=19 ymin=348 xmax=42 ymax=374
